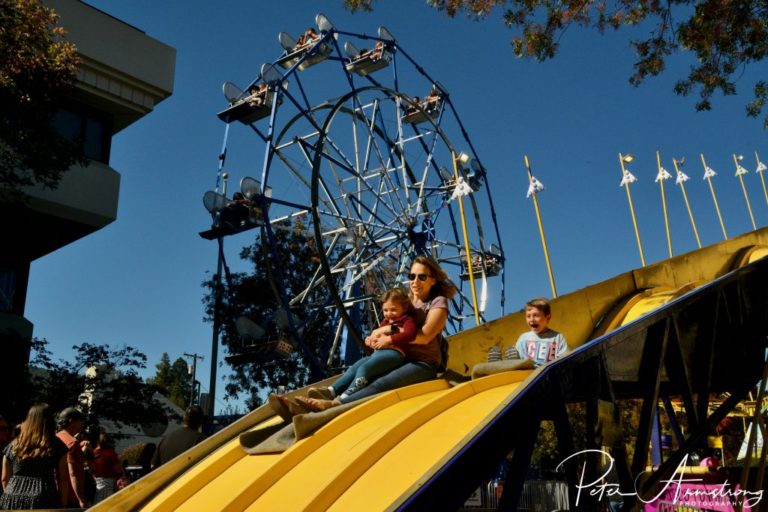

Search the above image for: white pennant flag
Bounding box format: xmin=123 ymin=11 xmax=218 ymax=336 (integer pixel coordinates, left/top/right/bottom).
xmin=449 ymin=176 xmax=473 ymax=201
xmin=620 ymin=169 xmax=637 ymax=187
xmin=655 ymin=167 xmax=672 ymax=182
xmin=675 ymin=171 xmax=690 ymax=185
xmin=735 ymin=165 xmax=749 ymax=176
xmin=526 ymin=176 xmax=545 ymax=198
xmin=703 ymin=166 xmax=717 ymax=179
xmin=756 ymin=162 xmax=767 ymax=174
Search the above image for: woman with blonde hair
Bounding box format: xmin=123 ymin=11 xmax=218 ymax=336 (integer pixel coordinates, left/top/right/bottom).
xmin=0 ymin=404 xmax=68 ymax=509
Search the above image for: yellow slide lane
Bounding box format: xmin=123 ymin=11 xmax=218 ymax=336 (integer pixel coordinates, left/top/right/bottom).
xmin=332 ymin=371 xmax=533 ymax=511
xmin=141 ymin=416 xmax=283 ymax=512
xmin=138 ymin=371 xmax=531 ymax=511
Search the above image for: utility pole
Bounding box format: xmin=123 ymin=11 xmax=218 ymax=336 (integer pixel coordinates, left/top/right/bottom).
xmin=183 ymin=352 xmax=204 ymax=406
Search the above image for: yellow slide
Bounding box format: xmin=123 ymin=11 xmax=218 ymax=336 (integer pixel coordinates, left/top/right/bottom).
xmin=96 ymin=228 xmax=768 ymax=511
xmin=99 ymin=371 xmax=533 ymax=511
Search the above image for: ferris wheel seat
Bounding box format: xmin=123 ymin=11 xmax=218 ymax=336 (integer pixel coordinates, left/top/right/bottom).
xmin=402 ymin=107 xmax=437 ymax=125
xmin=402 ymin=96 xmax=441 ymax=125
xmin=217 ymin=90 xmax=278 ymax=124
xmin=198 ymin=213 xmax=265 ymax=240
xmin=345 ymin=43 xmax=391 ymax=76
xmin=224 ymin=338 xmax=293 ymax=365
xmin=459 ymin=254 xmax=504 ymax=280
xmin=276 ymin=41 xmax=332 ymax=71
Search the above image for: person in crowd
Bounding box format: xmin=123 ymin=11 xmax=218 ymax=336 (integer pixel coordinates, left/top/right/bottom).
xmin=150 ymin=406 xmax=206 ymax=469
xmin=472 ymin=297 xmax=568 ymax=379
xmin=56 ymin=406 xmax=89 ymax=509
xmin=136 ymin=442 xmax=155 ymax=477
xmin=275 ymin=255 xmax=456 ymax=416
xmin=0 ymin=415 xmax=10 ymax=500
xmin=0 ymin=404 xmax=68 ymax=509
xmin=78 ymin=432 xmax=97 ymax=505
xmin=92 ymin=432 xmax=122 ymax=503
xmin=277 ymin=287 xmax=417 ymax=413
xmin=0 ymin=416 xmax=11 ymax=453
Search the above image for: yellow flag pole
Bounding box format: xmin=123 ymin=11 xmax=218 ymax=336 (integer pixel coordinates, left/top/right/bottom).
xmin=672 ymin=158 xmax=702 ymax=249
xmin=618 ymin=153 xmax=645 ymax=267
xmin=733 ymin=154 xmax=757 ymax=231
xmin=700 ymin=154 xmax=727 ymax=240
xmin=756 ymin=151 xmax=768 ymax=208
xmin=524 ymin=155 xmax=557 ymax=298
xmin=656 ymin=151 xmax=673 ymax=258
xmin=452 ymin=151 xmax=480 ymax=325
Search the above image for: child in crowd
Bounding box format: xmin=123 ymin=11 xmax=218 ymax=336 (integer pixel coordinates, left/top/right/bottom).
xmin=472 ymin=297 xmax=567 ymax=379
xmin=309 ymin=287 xmax=417 ymax=401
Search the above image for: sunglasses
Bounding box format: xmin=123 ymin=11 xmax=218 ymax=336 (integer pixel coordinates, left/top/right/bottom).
xmin=408 ymin=273 xmax=431 ymax=282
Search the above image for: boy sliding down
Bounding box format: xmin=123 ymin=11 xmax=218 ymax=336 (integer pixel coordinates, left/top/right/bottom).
xmin=471 ymin=297 xmax=568 ymax=379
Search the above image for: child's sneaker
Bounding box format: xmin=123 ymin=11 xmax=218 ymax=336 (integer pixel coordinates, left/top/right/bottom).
xmin=487 ymin=346 xmax=502 ymax=362
xmin=341 ymin=377 xmax=367 ymax=398
xmin=308 ymin=386 xmax=335 ymax=400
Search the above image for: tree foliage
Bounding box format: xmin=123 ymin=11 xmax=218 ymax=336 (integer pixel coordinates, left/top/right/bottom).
xmin=0 ymin=0 xmax=84 ymax=197
xmin=202 ymin=220 xmax=339 ymax=410
xmin=348 ymin=0 xmax=768 ymax=127
xmin=147 ymin=353 xmax=192 ymax=409
xmin=29 ymin=338 xmax=168 ymax=434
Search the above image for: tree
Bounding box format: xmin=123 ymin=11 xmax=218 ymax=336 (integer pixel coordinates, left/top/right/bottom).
xmin=0 ymin=0 xmax=84 ymax=198
xmin=147 ymin=353 xmax=192 ymax=409
xmin=28 ymin=338 xmax=168 ymax=434
xmin=346 ymin=0 xmax=768 ymax=127
xmin=202 ymin=220 xmax=340 ymax=410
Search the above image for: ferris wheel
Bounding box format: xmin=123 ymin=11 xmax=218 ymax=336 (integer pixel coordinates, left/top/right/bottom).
xmin=204 ymin=14 xmax=505 ymax=371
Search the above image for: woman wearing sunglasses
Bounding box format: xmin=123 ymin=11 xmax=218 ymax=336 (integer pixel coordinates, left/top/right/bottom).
xmin=289 ymin=255 xmax=457 ymax=413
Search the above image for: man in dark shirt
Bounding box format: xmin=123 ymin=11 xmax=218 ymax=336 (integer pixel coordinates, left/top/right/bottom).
xmin=150 ymin=405 xmax=206 ymax=469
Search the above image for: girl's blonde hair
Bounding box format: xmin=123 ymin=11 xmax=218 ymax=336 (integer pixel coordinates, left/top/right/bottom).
xmin=410 ymin=255 xmax=457 ymax=300
xmin=14 ymin=403 xmax=58 ymax=460
xmin=381 ymin=287 xmax=412 ymax=311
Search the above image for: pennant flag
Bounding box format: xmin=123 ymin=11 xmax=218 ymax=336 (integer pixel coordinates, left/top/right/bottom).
xmin=757 ymin=162 xmax=767 ymax=174
xmin=449 ymin=176 xmax=473 ymax=201
xmin=675 ymin=171 xmax=690 ymax=185
xmin=703 ymin=166 xmax=717 ymax=179
xmin=526 ymin=176 xmax=545 ymax=198
xmin=735 ymin=165 xmax=749 ymax=176
xmin=620 ymin=169 xmax=637 ymax=187
xmin=655 ymin=166 xmax=672 ymax=182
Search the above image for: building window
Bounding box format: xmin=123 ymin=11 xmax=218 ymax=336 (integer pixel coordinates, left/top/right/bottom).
xmin=54 ymin=105 xmax=112 ymax=164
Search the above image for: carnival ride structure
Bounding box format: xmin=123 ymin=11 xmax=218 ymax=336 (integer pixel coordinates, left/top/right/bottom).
xmin=96 ymin=14 xmax=768 ymax=511
xmin=200 ymin=14 xmax=505 ymax=373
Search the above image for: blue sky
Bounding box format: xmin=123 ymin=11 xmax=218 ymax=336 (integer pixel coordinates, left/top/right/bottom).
xmin=26 ymin=0 xmax=767 ymax=414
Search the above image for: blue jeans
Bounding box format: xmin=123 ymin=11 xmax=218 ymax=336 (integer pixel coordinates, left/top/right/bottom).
xmin=337 ymin=360 xmax=437 ymax=404
xmin=331 ymin=356 xmax=367 ymax=395
xmin=357 ymin=349 xmax=404 ymax=381
xmin=331 ymin=351 xmax=404 ymax=395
